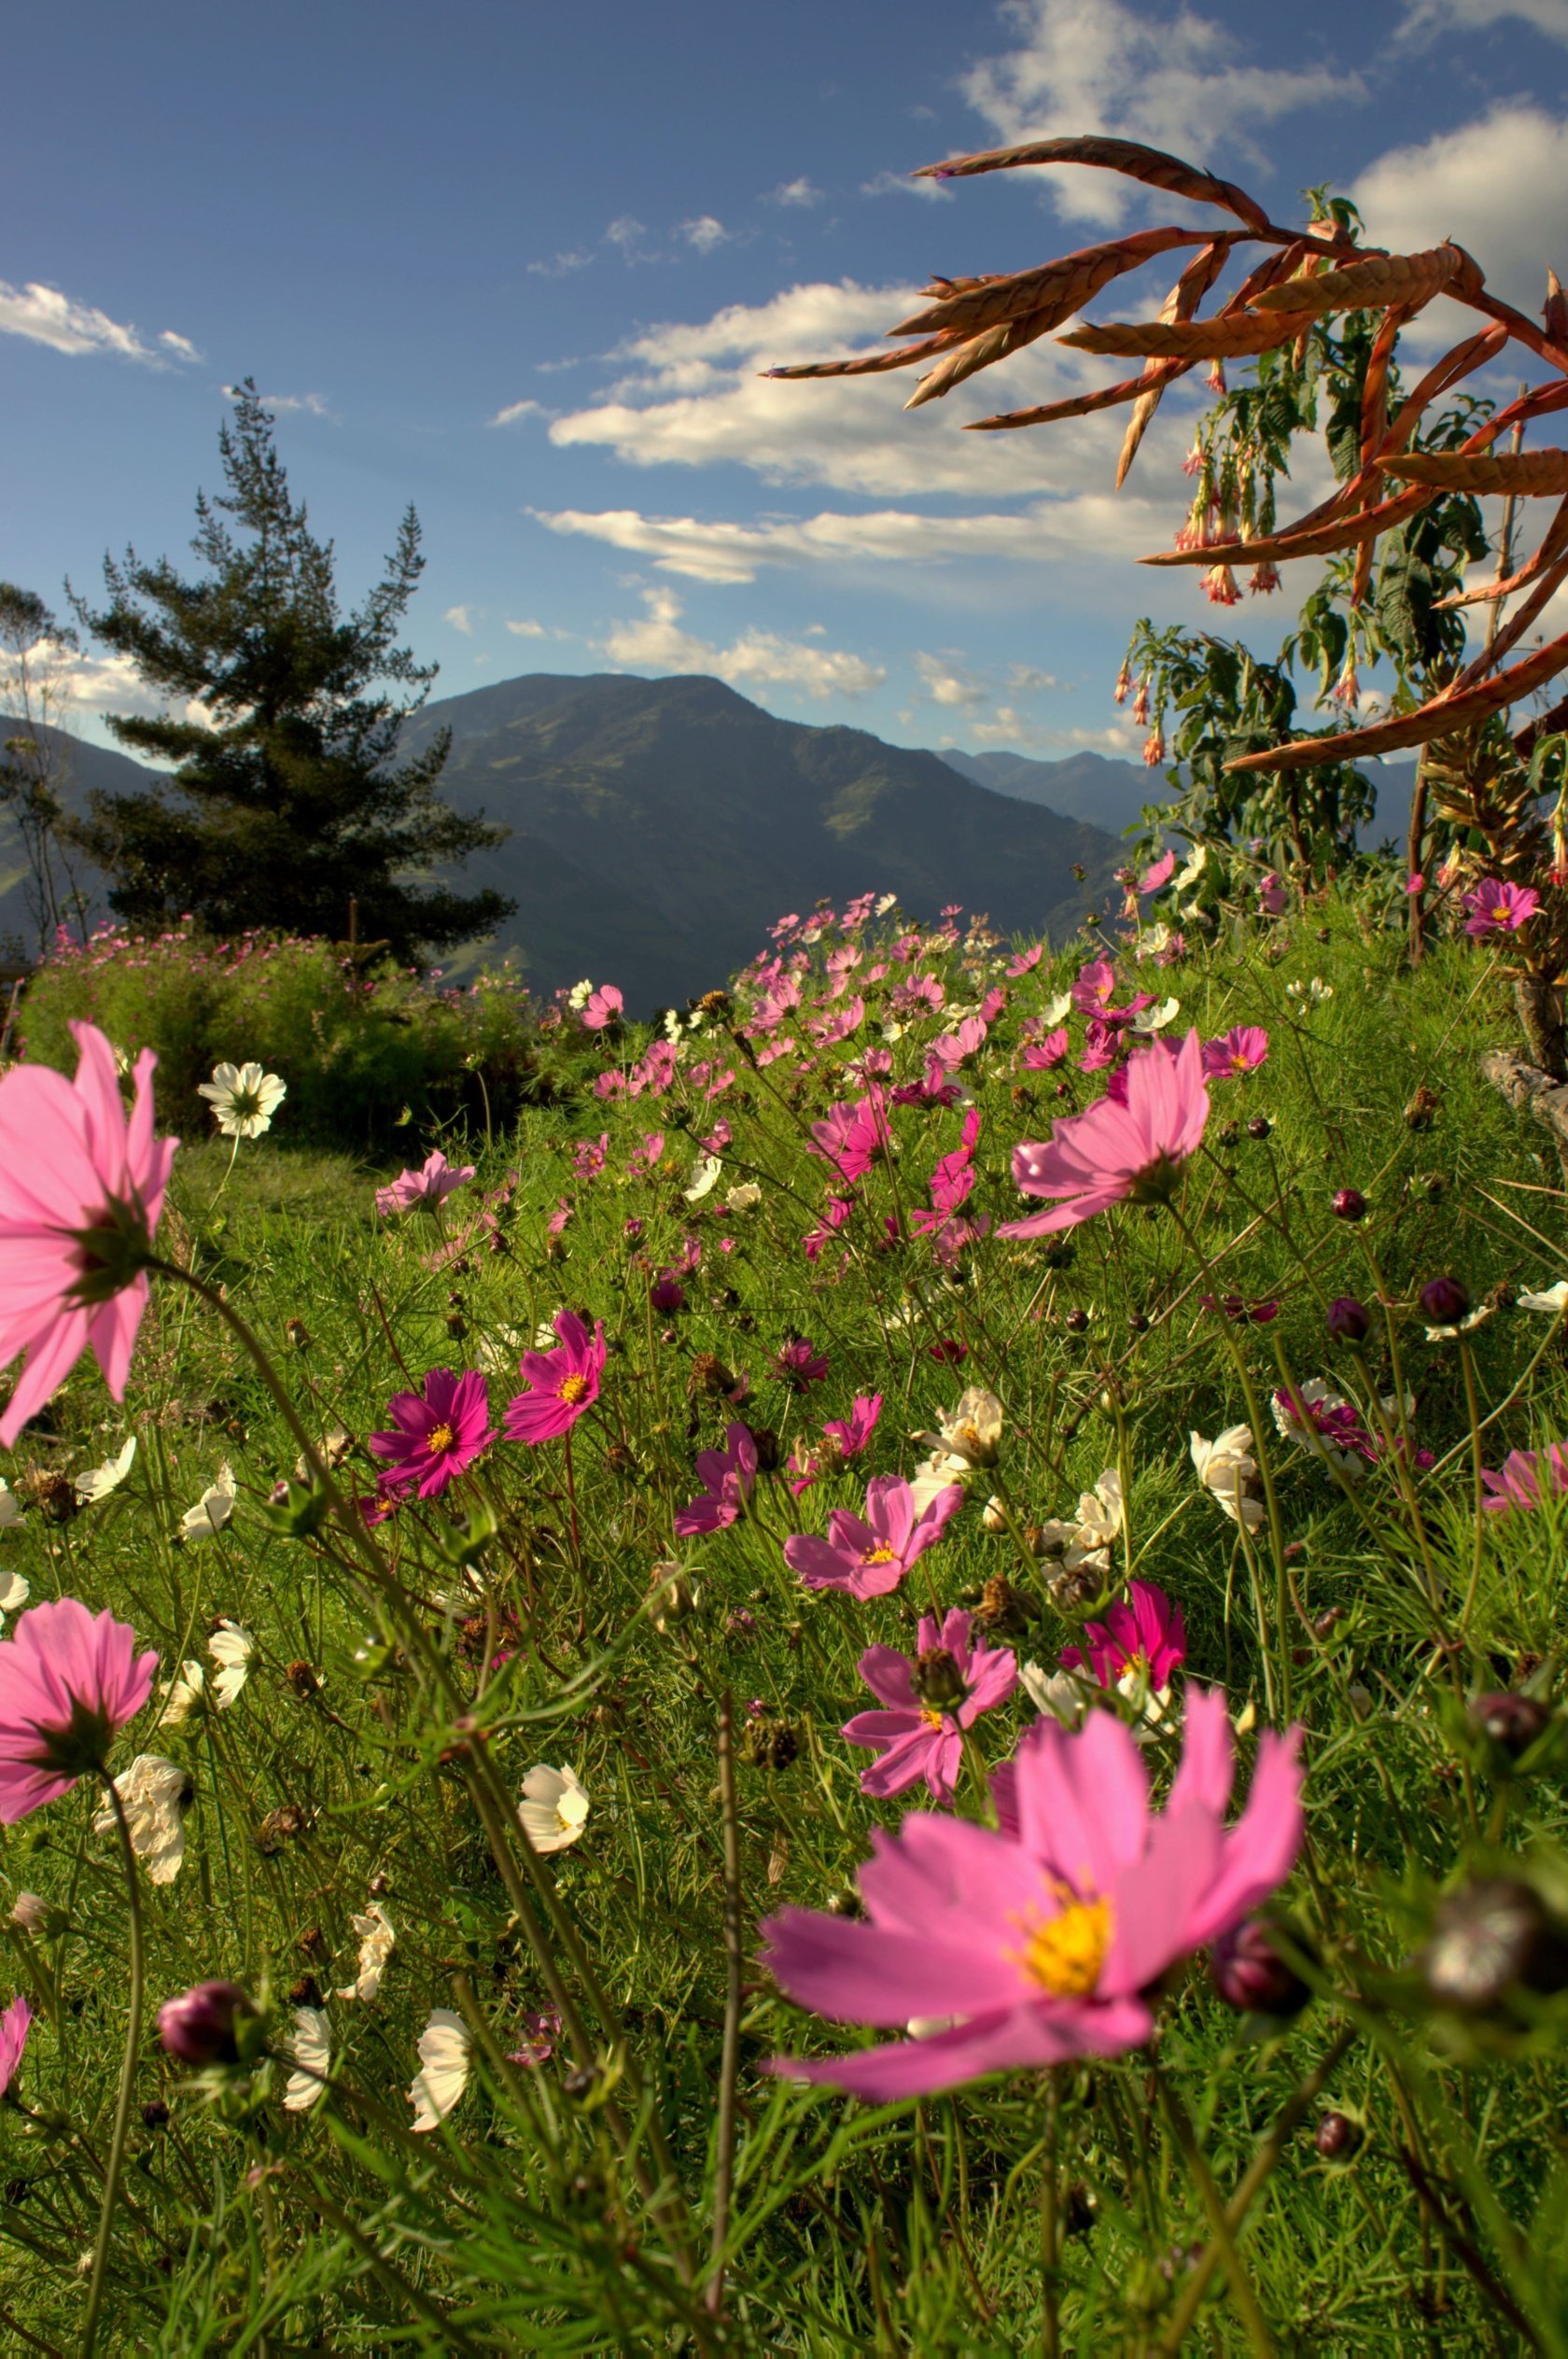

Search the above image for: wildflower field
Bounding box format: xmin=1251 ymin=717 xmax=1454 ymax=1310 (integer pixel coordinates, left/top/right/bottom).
xmin=0 ymin=870 xmax=1566 ymax=2354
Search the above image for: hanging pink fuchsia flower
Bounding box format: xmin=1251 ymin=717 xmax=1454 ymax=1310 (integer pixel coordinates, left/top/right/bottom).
xmin=844 ymin=1608 xmax=1017 ymax=1804
xmin=1257 ymin=873 xmax=1288 ymax=918
xmin=774 ymin=1336 xmax=830 ymax=1390
xmin=1142 ymin=726 xmax=1166 ymax=767
xmin=1202 ymin=1025 xmax=1269 ymax=1079
xmin=1061 ymin=1580 xmax=1186 ymax=1692
xmin=0 ymin=1020 xmax=177 ymax=1448
xmin=0 ymin=1599 xmax=157 ymax=1821
xmin=0 ymin=1995 xmax=30 ymax=2095
xmin=1020 ymin=1029 xmax=1070 ymax=1072
xmin=675 ymin=1424 xmax=759 ymax=1538
xmin=763 ymin=1686 xmax=1303 ymax=2100
xmin=1001 ymin=1030 xmax=1210 ymax=1239
xmin=1464 ymin=878 xmax=1540 ymax=938
xmin=784 ymin=1474 xmax=962 ymax=1600
xmin=1249 ymin=560 xmax=1282 ymax=595
xmin=581 ymin=984 xmax=623 ymax=1031
xmin=1138 ymin=850 xmax=1176 ymax=895
xmin=823 ymin=1394 xmax=881 ymax=1462
xmin=370 ymin=1369 xmax=495 ymax=1498
xmin=503 ymin=1312 xmax=606 ymax=1444
xmin=374 ymin=1149 xmax=476 ymax=1217
xmin=1480 ymin=1444 xmax=1568 ymax=1513
xmin=1202 ymin=561 xmax=1240 ymax=607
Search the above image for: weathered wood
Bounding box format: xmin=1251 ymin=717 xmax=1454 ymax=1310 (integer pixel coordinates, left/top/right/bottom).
xmin=1480 ymin=1048 xmax=1568 ymax=1143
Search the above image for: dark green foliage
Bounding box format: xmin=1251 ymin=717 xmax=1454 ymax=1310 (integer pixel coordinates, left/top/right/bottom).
xmin=64 ymin=384 xmax=514 ymax=964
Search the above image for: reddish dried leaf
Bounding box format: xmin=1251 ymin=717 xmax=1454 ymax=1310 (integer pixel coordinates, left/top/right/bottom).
xmin=1249 ymin=245 xmax=1464 ymax=317
xmin=1226 ymin=624 xmax=1568 ymax=772
xmin=1379 ymin=450 xmax=1568 ymax=496
xmin=965 ymin=363 xmax=1192 ymax=433
xmin=1439 ymin=494 xmax=1568 ymax=609
xmin=1060 ymin=311 xmax=1315 ymax=361
xmin=890 ymin=227 xmax=1212 ymax=340
xmin=763 ymin=330 xmax=970 ymax=382
xmin=911 ymin=134 xmax=1271 ymax=233
xmin=1116 ymin=241 xmax=1231 ymax=488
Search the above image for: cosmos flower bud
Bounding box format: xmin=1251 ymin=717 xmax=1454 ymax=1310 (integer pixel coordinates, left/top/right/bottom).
xmin=1419 ymin=1276 xmax=1469 ymax=1326
xmin=1332 ymin=1187 xmax=1366 ymax=1222
xmin=1421 ymin=1879 xmax=1568 ymax=2011
xmin=1209 ymin=1917 xmax=1314 ymax=2017
xmin=1468 ymin=1692 xmax=1549 ymax=1759
xmin=1325 ymin=1296 xmax=1370 ymax=1343
xmin=913 ymin=1647 xmax=966 ymax=1711
xmin=1315 ymin=2113 xmax=1363 ymax=2161
xmin=158 ymin=1980 xmax=258 ymax=2067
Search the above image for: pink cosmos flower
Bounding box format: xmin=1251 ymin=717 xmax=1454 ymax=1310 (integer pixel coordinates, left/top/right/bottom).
xmin=581 ymin=984 xmax=623 ymax=1031
xmin=763 ymin=1686 xmax=1304 ymax=2099
xmin=1000 ymin=1030 xmax=1210 ymax=1238
xmin=374 ymin=1150 xmax=476 ymax=1217
xmin=930 ymin=1017 xmax=988 ymax=1074
xmin=370 ymin=1369 xmax=495 ymax=1498
xmin=784 ymin=1474 xmax=962 ymax=1600
xmin=0 ymin=1599 xmax=157 ymax=1821
xmin=1480 ymin=1444 xmax=1568 ymax=1513
xmin=0 ymin=1019 xmax=177 ymax=1447
xmin=0 ymin=1995 xmax=31 ymax=2095
xmin=844 ymin=1608 xmax=1017 ymax=1804
xmin=675 ymin=1423 xmax=758 ymax=1538
xmin=570 ymin=1134 xmax=609 ymax=1180
xmin=1464 ymin=878 xmax=1540 ymax=938
xmin=1257 ymin=874 xmax=1288 ymax=918
xmin=1006 ymin=944 xmax=1043 ymax=978
xmin=503 ymin=1312 xmax=607 ymax=1443
xmin=1201 ymin=1025 xmax=1269 ymax=1079
xmin=1071 ymin=960 xmax=1118 ymax=1017
xmin=1061 ymin=1580 xmax=1186 ymax=1691
xmin=808 ymin=1094 xmax=889 ymax=1187
xmin=803 ymin=1196 xmax=854 ymax=1265
xmin=1138 ymin=850 xmax=1176 ymax=895
xmin=1020 ymin=1028 xmax=1070 ymax=1072
xmin=823 ymin=1394 xmax=881 ymax=1460
xmin=775 ymin=1336 xmax=830 ymax=1389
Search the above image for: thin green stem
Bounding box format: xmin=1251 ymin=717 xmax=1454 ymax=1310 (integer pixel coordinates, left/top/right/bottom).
xmin=80 ymin=1776 xmax=144 ymax=2359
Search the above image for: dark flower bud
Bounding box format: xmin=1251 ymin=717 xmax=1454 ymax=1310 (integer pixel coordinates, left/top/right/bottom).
xmin=1246 ymin=1116 xmax=1271 ymax=1141
xmin=825 ymin=1886 xmax=866 ymax=1918
xmin=286 ymin=1661 xmax=320 ymax=1699
xmin=1332 ymin=1187 xmax=1365 ymax=1222
xmin=1064 ymin=1307 xmax=1089 ymax=1334
xmin=977 ymin=1574 xmax=1029 ymax=1636
xmin=1315 ymin=2112 xmax=1363 ymax=2161
xmin=1127 ymin=1311 xmax=1150 ymax=1333
xmin=1422 ymin=1878 xmax=1568 ymax=2010
xmin=1405 ymin=1084 xmax=1439 ymax=1132
xmin=141 ymin=2099 xmax=171 ymax=2130
xmin=1420 ymin=1275 xmax=1469 ymax=1325
xmin=1210 ymin=1917 xmax=1314 ymax=2017
xmin=256 ymin=1804 xmax=307 ymax=1856
xmin=744 ymin=1715 xmax=799 ymax=1771
xmin=368 ymin=1874 xmax=390 ymax=1898
xmin=1217 ymin=1120 xmax=1240 ymax=1149
xmin=1468 ymin=1692 xmax=1549 ymax=1758
xmin=288 ymin=1974 xmax=323 ymax=2008
xmin=158 ymin=1980 xmax=257 ymax=2067
xmin=914 ymin=1647 xmax=966 ymax=1711
xmin=749 ymin=1426 xmax=781 ymax=1473
xmin=1326 ymin=1296 xmax=1370 ymax=1343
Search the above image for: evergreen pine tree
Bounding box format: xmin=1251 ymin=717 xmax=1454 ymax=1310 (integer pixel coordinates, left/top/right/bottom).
xmin=65 ymin=382 xmax=512 ymax=962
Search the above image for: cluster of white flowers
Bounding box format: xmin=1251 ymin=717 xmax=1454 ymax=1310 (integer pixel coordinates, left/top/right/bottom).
xmin=1033 ymin=1468 xmax=1124 ymax=1578
xmin=1285 ymin=976 xmax=1334 ymax=1005
xmin=161 ymin=1622 xmax=254 ymax=1724
xmin=909 ymin=1387 xmax=1002 ymax=1511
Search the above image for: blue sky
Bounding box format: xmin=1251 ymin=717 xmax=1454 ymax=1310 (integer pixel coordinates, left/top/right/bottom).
xmin=6 ymin=0 xmax=1568 ymax=762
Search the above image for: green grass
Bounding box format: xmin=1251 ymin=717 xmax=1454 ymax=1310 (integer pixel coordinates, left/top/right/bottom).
xmin=2 ymin=897 xmax=1567 ymax=2352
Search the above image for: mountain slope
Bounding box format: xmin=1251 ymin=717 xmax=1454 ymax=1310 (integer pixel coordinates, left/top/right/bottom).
xmin=402 ymin=673 xmax=1121 ymax=1005
xmin=0 ymin=719 xmax=138 ymax=953
xmin=945 ymin=744 xmax=1420 ymax=847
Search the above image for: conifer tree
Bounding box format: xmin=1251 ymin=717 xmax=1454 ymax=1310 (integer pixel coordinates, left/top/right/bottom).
xmin=66 ymin=383 xmax=512 ymax=962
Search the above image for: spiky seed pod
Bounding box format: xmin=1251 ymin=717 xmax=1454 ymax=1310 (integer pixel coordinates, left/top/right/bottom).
xmin=1118 ymin=239 xmax=1231 ymax=486
xmin=764 ymin=328 xmax=972 ymax=383
xmin=1059 ymin=310 xmax=1316 ymax=361
xmin=967 ymin=359 xmax=1191 ymax=434
xmin=890 ymin=226 xmax=1213 ymax=340
xmin=1248 ymin=243 xmax=1468 ymax=317
xmin=905 ymin=312 xmax=1057 ymax=408
xmin=911 ymin=133 xmax=1274 ymax=235
xmin=1381 ymin=449 xmax=1568 ymax=496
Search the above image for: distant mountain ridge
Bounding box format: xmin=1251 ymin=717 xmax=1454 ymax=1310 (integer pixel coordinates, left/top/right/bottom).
xmin=939 ymin=743 xmax=1421 ymax=849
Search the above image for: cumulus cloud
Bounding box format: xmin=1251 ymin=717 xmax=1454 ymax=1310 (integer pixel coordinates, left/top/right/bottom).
xmin=957 ymin=0 xmax=1363 ymax=224
xmin=547 ymin=279 xmax=1201 ymax=502
xmin=506 ymin=618 xmax=548 ymax=637
xmin=1398 ymin=0 xmax=1568 ymax=36
xmin=444 ymin=606 xmax=475 ymax=635
xmin=489 ymin=399 xmax=544 ymax=427
xmin=223 ymin=386 xmax=329 ymax=417
xmin=681 ymin=216 xmax=731 ymax=252
xmin=527 ymin=250 xmax=594 ymax=278
xmin=605 ymin=216 xmax=651 ymax=260
xmin=1351 ymin=105 xmax=1568 ymax=319
xmin=0 ymin=280 xmax=196 ymax=365
xmin=860 ymin=169 xmax=951 ymax=202
xmin=957 ymin=712 xmax=1138 ymax=752
xmin=599 ymin=587 xmax=884 ymax=699
xmin=916 ymin=652 xmax=1070 ymax=709
xmin=770 ymin=176 xmax=823 ymax=207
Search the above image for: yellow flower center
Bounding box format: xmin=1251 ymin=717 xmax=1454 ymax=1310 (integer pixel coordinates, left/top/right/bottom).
xmin=558 ymin=1373 xmax=590 ymax=1404
xmin=861 ymin=1545 xmax=898 ymax=1566
xmin=427 ymin=1423 xmax=456 ymax=1454
xmin=1013 ymin=1888 xmax=1113 ymax=2000
xmin=919 ymin=1706 xmax=945 ymax=1732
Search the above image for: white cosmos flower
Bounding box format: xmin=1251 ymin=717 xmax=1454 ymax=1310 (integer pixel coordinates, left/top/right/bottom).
xmin=1174 ymin=845 xmax=1208 ymax=892
xmin=336 ymin=1902 xmax=395 ymax=2003
xmin=1040 ymin=992 xmax=1073 ymax=1026
xmin=1074 ymin=1468 xmax=1122 ymax=1551
xmin=75 ymin=1436 xmax=137 ymax=1505
xmin=723 ymin=1181 xmax=762 ymax=1214
xmin=0 ymin=1571 xmax=26 ymax=1635
xmin=196 ymin=1060 xmax=287 ymax=1140
xmin=409 ymin=2007 xmax=470 ymax=2132
xmin=1020 ymin=1663 xmax=1089 ymax=1728
xmin=0 ymin=1481 xmax=22 ymax=1529
xmin=518 ymin=1764 xmax=590 ymax=1854
xmin=180 ymin=1465 xmax=235 ymax=1540
xmin=208 ymin=1622 xmax=254 ymax=1706
xmin=284 ymin=2006 xmax=331 ymax=2112
xmin=1519 ymin=1280 xmax=1568 ymax=1314
xmin=566 ymin=978 xmax=595 ymax=1011
xmin=683 ymin=1155 xmax=722 ymax=1203
xmin=1423 ymin=1303 xmax=1495 ymax=1344
xmin=93 ymin=1755 xmax=191 ymax=1885
xmin=1132 ymin=997 xmax=1180 ymax=1034
xmin=159 ymin=1660 xmax=206 ymax=1724
xmin=477 ymin=1324 xmax=527 ymax=1375
xmin=1191 ymin=1425 xmax=1266 ymax=1532
xmin=875 ymin=892 xmax=899 ymax=916
xmin=915 ymin=1387 xmax=1004 ymax=1473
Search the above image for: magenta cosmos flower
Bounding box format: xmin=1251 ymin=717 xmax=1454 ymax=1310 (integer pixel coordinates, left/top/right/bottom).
xmin=674 ymin=1423 xmax=758 ymax=1538
xmin=1061 ymin=1580 xmax=1185 ymax=1691
xmin=1480 ymin=1444 xmax=1568 ymax=1513
xmin=1000 ymin=1029 xmax=1210 ymax=1240
xmin=503 ymin=1311 xmax=607 ymax=1444
xmin=784 ymin=1474 xmax=962 ymax=1600
xmin=0 ymin=1599 xmax=157 ymax=1822
xmin=822 ymin=1394 xmax=881 ymax=1460
xmin=763 ymin=1686 xmax=1303 ymax=2099
xmin=373 ymin=1149 xmax=476 ymax=1217
xmin=0 ymin=1995 xmax=31 ymax=2095
xmin=845 ymin=1608 xmax=1017 ymax=1804
xmin=369 ymin=1369 xmax=494 ymax=1499
xmin=1464 ymin=878 xmax=1540 ymax=938
xmin=581 ymin=984 xmax=623 ymax=1032
xmin=1201 ymin=1025 xmax=1268 ymax=1079
xmin=0 ymin=1019 xmax=177 ymax=1447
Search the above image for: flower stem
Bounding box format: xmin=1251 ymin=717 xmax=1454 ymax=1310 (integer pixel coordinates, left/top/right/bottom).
xmin=80 ymin=1777 xmax=143 ymax=2359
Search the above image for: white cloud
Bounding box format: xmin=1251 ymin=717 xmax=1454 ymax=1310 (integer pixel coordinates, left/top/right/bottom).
xmin=861 ymin=169 xmax=951 ymax=202
xmin=959 ymin=0 xmax=1363 ymax=225
xmin=945 ymin=712 xmax=1138 ymax=752
xmin=527 ymin=250 xmax=594 ymax=278
xmin=605 ymin=216 xmax=650 ymax=259
xmin=1351 ymin=105 xmax=1568 ymax=319
xmin=223 ymin=386 xmax=329 ymax=417
xmin=0 ymin=280 xmax=193 ymax=365
xmin=444 ymin=605 xmax=474 ymax=635
xmin=681 ymin=216 xmax=731 ymax=253
xmin=915 ymin=651 xmax=1071 ymax=709
xmin=547 ymin=279 xmax=1202 ymax=501
xmin=488 ymin=398 xmax=544 ymax=427
xmin=600 ymin=587 xmax=884 ymax=699
xmin=1398 ymin=0 xmax=1568 ymax=37
xmin=506 ymin=618 xmax=548 ymax=638
xmin=770 ymin=176 xmax=823 ymax=207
